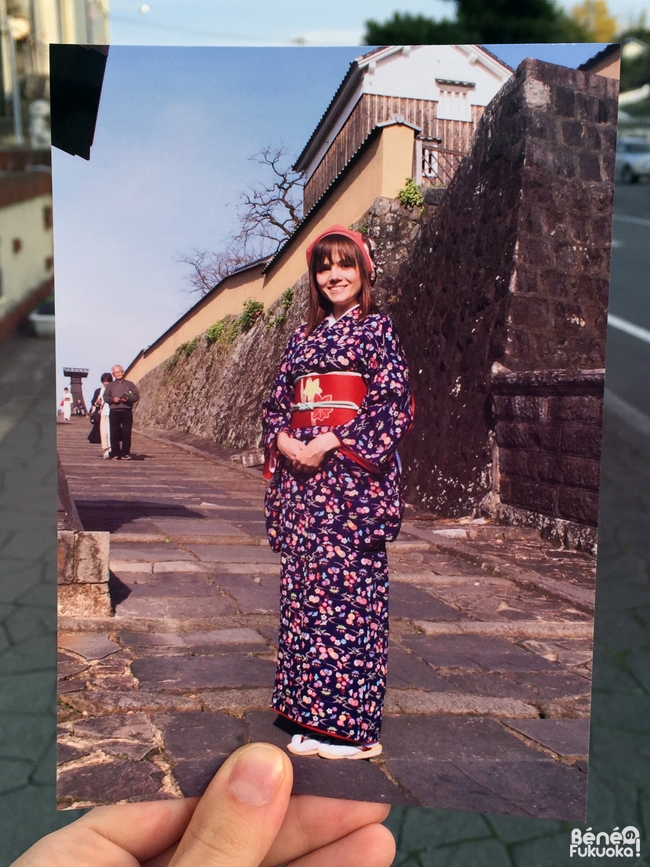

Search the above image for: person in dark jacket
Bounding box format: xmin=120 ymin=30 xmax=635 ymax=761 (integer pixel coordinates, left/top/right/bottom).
xmin=103 ymin=365 xmax=139 ymax=459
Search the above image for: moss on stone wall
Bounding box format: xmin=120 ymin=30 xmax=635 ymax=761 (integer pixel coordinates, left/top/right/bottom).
xmin=134 ymin=277 xmax=308 ymax=448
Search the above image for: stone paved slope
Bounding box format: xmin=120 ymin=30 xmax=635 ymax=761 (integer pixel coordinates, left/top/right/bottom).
xmin=56 ymin=421 xmax=595 ymax=819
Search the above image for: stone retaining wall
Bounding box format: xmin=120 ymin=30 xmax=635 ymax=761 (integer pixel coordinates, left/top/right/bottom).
xmin=389 ymin=59 xmax=616 ymax=532
xmin=491 ymin=369 xmax=604 ymax=552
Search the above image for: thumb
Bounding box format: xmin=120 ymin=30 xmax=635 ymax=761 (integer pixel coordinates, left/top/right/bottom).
xmin=169 ymin=742 xmax=292 ymax=867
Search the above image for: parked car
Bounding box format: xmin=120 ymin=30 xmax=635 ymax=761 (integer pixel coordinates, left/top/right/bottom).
xmin=615 ymin=137 xmax=650 ymax=183
xmin=28 ymin=294 xmax=55 ymax=337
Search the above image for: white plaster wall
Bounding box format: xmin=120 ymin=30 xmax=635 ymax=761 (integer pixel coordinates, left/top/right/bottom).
xmin=37 ymin=0 xmax=62 ymax=43
xmin=365 ymin=45 xmax=510 ymax=106
xmin=0 ymin=194 xmax=53 ymax=314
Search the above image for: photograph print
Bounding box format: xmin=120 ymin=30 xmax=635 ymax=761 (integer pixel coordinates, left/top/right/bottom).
xmin=54 ymin=41 xmax=618 ymax=820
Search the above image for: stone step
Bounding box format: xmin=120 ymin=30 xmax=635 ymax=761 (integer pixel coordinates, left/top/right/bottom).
xmin=414 ymin=620 xmax=593 ymax=639
xmin=60 ymin=686 xmax=541 ymax=718
xmin=387 ymin=540 xmax=433 ymax=552
xmin=110 ymin=560 xmax=204 ymax=573
xmin=58 ymin=613 xmax=279 ymax=633
xmin=502 ymin=718 xmax=590 ymax=758
xmin=385 ymin=690 xmax=539 ymax=718
xmin=401 ymin=523 xmax=595 ymax=607
xmin=112 ymin=534 xmax=262 ymax=545
xmin=392 ymin=571 xmax=512 ymax=585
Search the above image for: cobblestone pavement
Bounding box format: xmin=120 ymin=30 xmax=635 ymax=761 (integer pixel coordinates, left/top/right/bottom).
xmin=0 ymin=334 xmax=86 ymax=865
xmin=56 ymin=419 xmax=596 ymax=821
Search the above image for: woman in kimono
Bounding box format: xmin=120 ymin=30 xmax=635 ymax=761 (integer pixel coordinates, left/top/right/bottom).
xmin=262 ymin=225 xmax=413 ymax=760
xmin=61 ymin=387 xmax=73 ymax=421
xmin=90 ymin=372 xmax=114 ymax=459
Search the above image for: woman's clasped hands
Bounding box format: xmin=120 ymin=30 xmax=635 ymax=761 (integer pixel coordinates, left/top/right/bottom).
xmin=13 ymin=742 xmax=395 ymax=867
xmin=277 ymin=430 xmax=341 ymax=474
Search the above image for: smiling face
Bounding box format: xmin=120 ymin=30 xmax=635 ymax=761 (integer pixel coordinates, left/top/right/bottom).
xmin=306 ymin=233 xmax=375 ymax=334
xmin=112 ymin=365 xmax=125 ymax=381
xmin=314 ymin=251 xmax=363 ymax=319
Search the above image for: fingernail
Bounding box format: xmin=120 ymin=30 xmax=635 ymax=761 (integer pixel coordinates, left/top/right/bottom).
xmin=228 ymin=743 xmax=285 ymax=806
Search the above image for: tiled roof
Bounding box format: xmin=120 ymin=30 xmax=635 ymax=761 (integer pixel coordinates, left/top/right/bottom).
xmin=578 ymin=43 xmax=620 ymax=71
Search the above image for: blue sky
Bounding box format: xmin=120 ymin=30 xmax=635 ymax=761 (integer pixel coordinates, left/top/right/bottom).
xmin=107 ymin=0 xmax=644 ymax=45
xmin=53 ymin=42 xmax=611 ymax=402
xmin=53 ymin=47 xmax=362 ymax=398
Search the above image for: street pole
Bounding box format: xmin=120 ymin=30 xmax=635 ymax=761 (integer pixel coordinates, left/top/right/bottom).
xmin=7 ymin=17 xmax=23 ymax=143
xmin=31 ymin=0 xmax=48 ymax=78
xmin=0 ymin=0 xmax=12 ymax=120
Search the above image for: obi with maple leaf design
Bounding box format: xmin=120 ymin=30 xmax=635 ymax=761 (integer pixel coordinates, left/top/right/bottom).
xmin=290 ymin=371 xmax=367 ymax=428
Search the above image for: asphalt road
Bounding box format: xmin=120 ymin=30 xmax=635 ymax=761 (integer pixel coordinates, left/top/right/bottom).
xmin=607 ymin=183 xmax=650 ymax=419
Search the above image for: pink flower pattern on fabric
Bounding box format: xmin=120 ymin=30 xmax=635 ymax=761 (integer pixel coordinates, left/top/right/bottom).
xmin=262 ymin=310 xmax=413 ymax=743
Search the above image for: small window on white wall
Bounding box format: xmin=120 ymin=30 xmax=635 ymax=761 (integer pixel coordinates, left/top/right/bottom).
xmin=436 ymin=79 xmax=474 ymax=122
xmin=422 ymin=146 xmax=438 ymax=179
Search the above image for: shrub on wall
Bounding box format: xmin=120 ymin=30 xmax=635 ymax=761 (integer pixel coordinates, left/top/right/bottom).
xmin=239 ymin=299 xmax=264 ymax=332
xmin=397 ymin=178 xmax=424 ymax=209
xmin=166 ymin=337 xmax=200 ymax=371
xmin=205 ymin=317 xmax=240 ymax=347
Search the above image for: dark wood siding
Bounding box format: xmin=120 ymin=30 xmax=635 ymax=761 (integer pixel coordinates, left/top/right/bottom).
xmin=303 ymin=94 xmax=484 ymax=213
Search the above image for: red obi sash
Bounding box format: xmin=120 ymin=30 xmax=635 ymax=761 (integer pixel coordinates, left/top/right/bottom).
xmin=290 ymin=371 xmax=367 ymax=429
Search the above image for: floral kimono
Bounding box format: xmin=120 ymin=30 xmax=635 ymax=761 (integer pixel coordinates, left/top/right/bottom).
xmin=262 ymin=308 xmax=413 ymax=744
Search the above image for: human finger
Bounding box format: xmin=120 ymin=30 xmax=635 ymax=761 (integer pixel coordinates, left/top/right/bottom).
xmin=144 ymin=800 xmax=393 ymax=867
xmin=142 ymin=842 xmax=180 ymax=867
xmin=168 ymin=742 xmax=292 ymax=867
xmin=261 ymin=796 xmax=391 ymax=867
xmin=284 ymin=821 xmax=395 ymax=867
xmin=11 ymin=798 xmax=198 ymax=867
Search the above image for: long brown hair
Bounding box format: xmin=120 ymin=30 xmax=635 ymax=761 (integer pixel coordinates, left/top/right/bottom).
xmin=306 ymin=234 xmax=377 ymax=335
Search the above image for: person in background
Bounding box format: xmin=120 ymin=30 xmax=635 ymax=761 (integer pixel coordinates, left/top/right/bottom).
xmin=103 ymin=364 xmax=140 ymax=460
xmin=60 ymin=387 xmax=73 ymax=422
xmin=91 ymin=372 xmax=113 ymax=459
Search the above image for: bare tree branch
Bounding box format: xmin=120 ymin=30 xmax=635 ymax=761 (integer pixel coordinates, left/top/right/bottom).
xmin=179 ymin=144 xmax=303 ymax=298
xmin=176 ymin=248 xmax=259 ymax=297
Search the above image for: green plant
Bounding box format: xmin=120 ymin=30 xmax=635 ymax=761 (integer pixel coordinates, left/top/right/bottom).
xmin=181 ymin=337 xmax=199 ymax=357
xmin=266 ymin=287 xmax=294 ymax=330
xmin=165 ymin=335 xmax=200 ymax=371
xmin=205 ymin=321 xmax=223 ymax=344
xmin=280 ymin=287 xmax=294 ymax=310
xmin=397 ymin=178 xmax=424 ymax=209
xmin=239 ymin=298 xmax=264 ymax=332
xmin=205 ymin=316 xmax=240 ymax=347
xmin=165 ymin=348 xmax=182 ymax=371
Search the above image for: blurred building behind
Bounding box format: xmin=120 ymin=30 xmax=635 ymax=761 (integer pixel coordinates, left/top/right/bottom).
xmin=0 ymin=0 xmax=109 ymax=338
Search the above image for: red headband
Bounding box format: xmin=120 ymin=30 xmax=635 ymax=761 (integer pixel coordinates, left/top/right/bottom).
xmin=306 ymin=224 xmax=375 ymax=279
